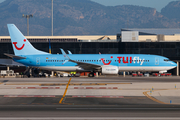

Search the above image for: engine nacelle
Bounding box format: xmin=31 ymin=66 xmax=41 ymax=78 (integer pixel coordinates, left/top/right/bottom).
xmin=102 ymin=66 xmax=118 ymax=74
xmin=159 ymin=70 xmax=167 ymax=73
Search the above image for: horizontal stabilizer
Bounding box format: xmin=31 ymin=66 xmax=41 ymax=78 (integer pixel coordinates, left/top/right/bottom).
xmin=4 ymin=53 xmax=26 ymax=59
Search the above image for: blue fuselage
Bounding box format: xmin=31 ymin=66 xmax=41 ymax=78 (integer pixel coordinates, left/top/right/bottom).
xmin=14 ymin=54 xmax=177 ymax=72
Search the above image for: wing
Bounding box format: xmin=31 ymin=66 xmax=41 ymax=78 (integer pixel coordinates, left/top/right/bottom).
xmin=69 ymin=59 xmax=101 ymax=70
xmin=60 ymin=49 xmax=101 ymax=70
xmin=0 ymin=63 xmax=25 ymax=67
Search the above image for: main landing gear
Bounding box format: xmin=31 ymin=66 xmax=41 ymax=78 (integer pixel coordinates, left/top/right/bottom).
xmin=88 ymin=72 xmax=95 ymax=77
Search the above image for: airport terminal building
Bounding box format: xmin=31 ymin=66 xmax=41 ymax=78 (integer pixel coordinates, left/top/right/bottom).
xmin=0 ymin=28 xmax=180 ymax=75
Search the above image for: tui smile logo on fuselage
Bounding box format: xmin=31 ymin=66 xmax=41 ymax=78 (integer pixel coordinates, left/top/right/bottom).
xmin=13 ymin=39 xmax=26 ymax=50
xmin=101 ymin=56 xmax=113 ymax=65
xmin=101 ymin=58 xmax=112 ymax=65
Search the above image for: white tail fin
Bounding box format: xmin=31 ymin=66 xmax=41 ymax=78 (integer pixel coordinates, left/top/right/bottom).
xmin=7 ymin=24 xmax=49 ymax=55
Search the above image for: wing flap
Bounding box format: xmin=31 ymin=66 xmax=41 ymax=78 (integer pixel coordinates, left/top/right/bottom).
xmin=70 ymin=59 xmax=101 ymax=69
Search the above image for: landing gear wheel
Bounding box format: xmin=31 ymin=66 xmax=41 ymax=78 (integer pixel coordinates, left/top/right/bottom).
xmin=27 ymin=73 xmax=30 ymax=78
xmin=88 ymin=72 xmax=94 ymax=77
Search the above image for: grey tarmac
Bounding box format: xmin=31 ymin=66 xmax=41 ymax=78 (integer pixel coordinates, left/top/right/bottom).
xmin=0 ymin=76 xmax=179 ymax=119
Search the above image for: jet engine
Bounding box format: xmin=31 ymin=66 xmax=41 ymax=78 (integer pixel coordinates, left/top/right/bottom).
xmin=101 ymin=66 xmax=118 ymax=74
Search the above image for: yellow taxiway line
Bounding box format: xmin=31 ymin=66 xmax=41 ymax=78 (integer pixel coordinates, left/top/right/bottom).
xmin=143 ymin=88 xmax=180 ymax=105
xmin=59 ymin=78 xmax=72 ymax=104
xmin=143 ymin=91 xmax=167 ymax=104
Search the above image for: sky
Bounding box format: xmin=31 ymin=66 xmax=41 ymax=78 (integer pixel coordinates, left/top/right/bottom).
xmin=0 ymin=0 xmax=178 ymax=12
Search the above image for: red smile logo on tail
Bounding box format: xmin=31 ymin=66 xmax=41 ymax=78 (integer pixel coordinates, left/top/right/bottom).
xmin=13 ymin=39 xmax=26 ymax=50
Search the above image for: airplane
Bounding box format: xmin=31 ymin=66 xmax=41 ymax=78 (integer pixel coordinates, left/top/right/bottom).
xmin=5 ymin=24 xmax=177 ymax=77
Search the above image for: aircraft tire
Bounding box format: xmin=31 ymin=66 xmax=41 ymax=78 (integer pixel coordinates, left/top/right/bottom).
xmin=88 ymin=72 xmax=94 ymax=77
xmin=27 ymin=74 xmax=30 ymax=78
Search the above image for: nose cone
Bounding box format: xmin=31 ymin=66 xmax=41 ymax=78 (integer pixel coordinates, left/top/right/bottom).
xmin=170 ymin=61 xmax=177 ymax=67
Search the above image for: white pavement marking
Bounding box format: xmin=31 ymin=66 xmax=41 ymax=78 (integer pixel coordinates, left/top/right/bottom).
xmin=0 ymin=117 xmax=180 ymax=120
xmin=4 ymin=95 xmax=56 ymax=97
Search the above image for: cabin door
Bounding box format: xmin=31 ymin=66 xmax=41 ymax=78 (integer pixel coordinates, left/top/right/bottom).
xmin=36 ymin=57 xmax=40 ymax=65
xmin=155 ymin=58 xmax=159 ymax=65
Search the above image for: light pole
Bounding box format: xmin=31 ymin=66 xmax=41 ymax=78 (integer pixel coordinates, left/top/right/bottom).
xmin=52 ymin=0 xmax=53 ymax=36
xmin=22 ymin=14 xmax=33 ymax=36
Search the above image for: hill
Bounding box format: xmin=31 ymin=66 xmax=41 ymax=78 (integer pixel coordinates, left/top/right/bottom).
xmin=0 ymin=0 xmax=179 ymax=36
xmin=161 ymin=1 xmax=180 ymax=21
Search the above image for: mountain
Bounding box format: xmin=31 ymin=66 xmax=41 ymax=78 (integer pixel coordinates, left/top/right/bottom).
xmin=0 ymin=0 xmax=179 ymax=36
xmin=161 ymin=1 xmax=180 ymax=21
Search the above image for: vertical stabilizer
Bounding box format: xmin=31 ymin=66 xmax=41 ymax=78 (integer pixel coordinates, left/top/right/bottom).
xmin=7 ymin=24 xmax=49 ymax=55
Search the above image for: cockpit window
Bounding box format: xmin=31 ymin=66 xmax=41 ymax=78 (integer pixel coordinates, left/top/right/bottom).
xmin=164 ymin=59 xmax=169 ymax=62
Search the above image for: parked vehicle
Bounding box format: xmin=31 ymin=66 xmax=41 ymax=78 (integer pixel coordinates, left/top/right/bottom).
xmin=60 ymin=73 xmax=69 ymax=77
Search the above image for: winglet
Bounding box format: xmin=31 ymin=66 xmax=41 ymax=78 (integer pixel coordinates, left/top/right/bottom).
xmin=60 ymin=48 xmax=70 ymax=60
xmin=67 ymin=50 xmax=72 ymax=54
